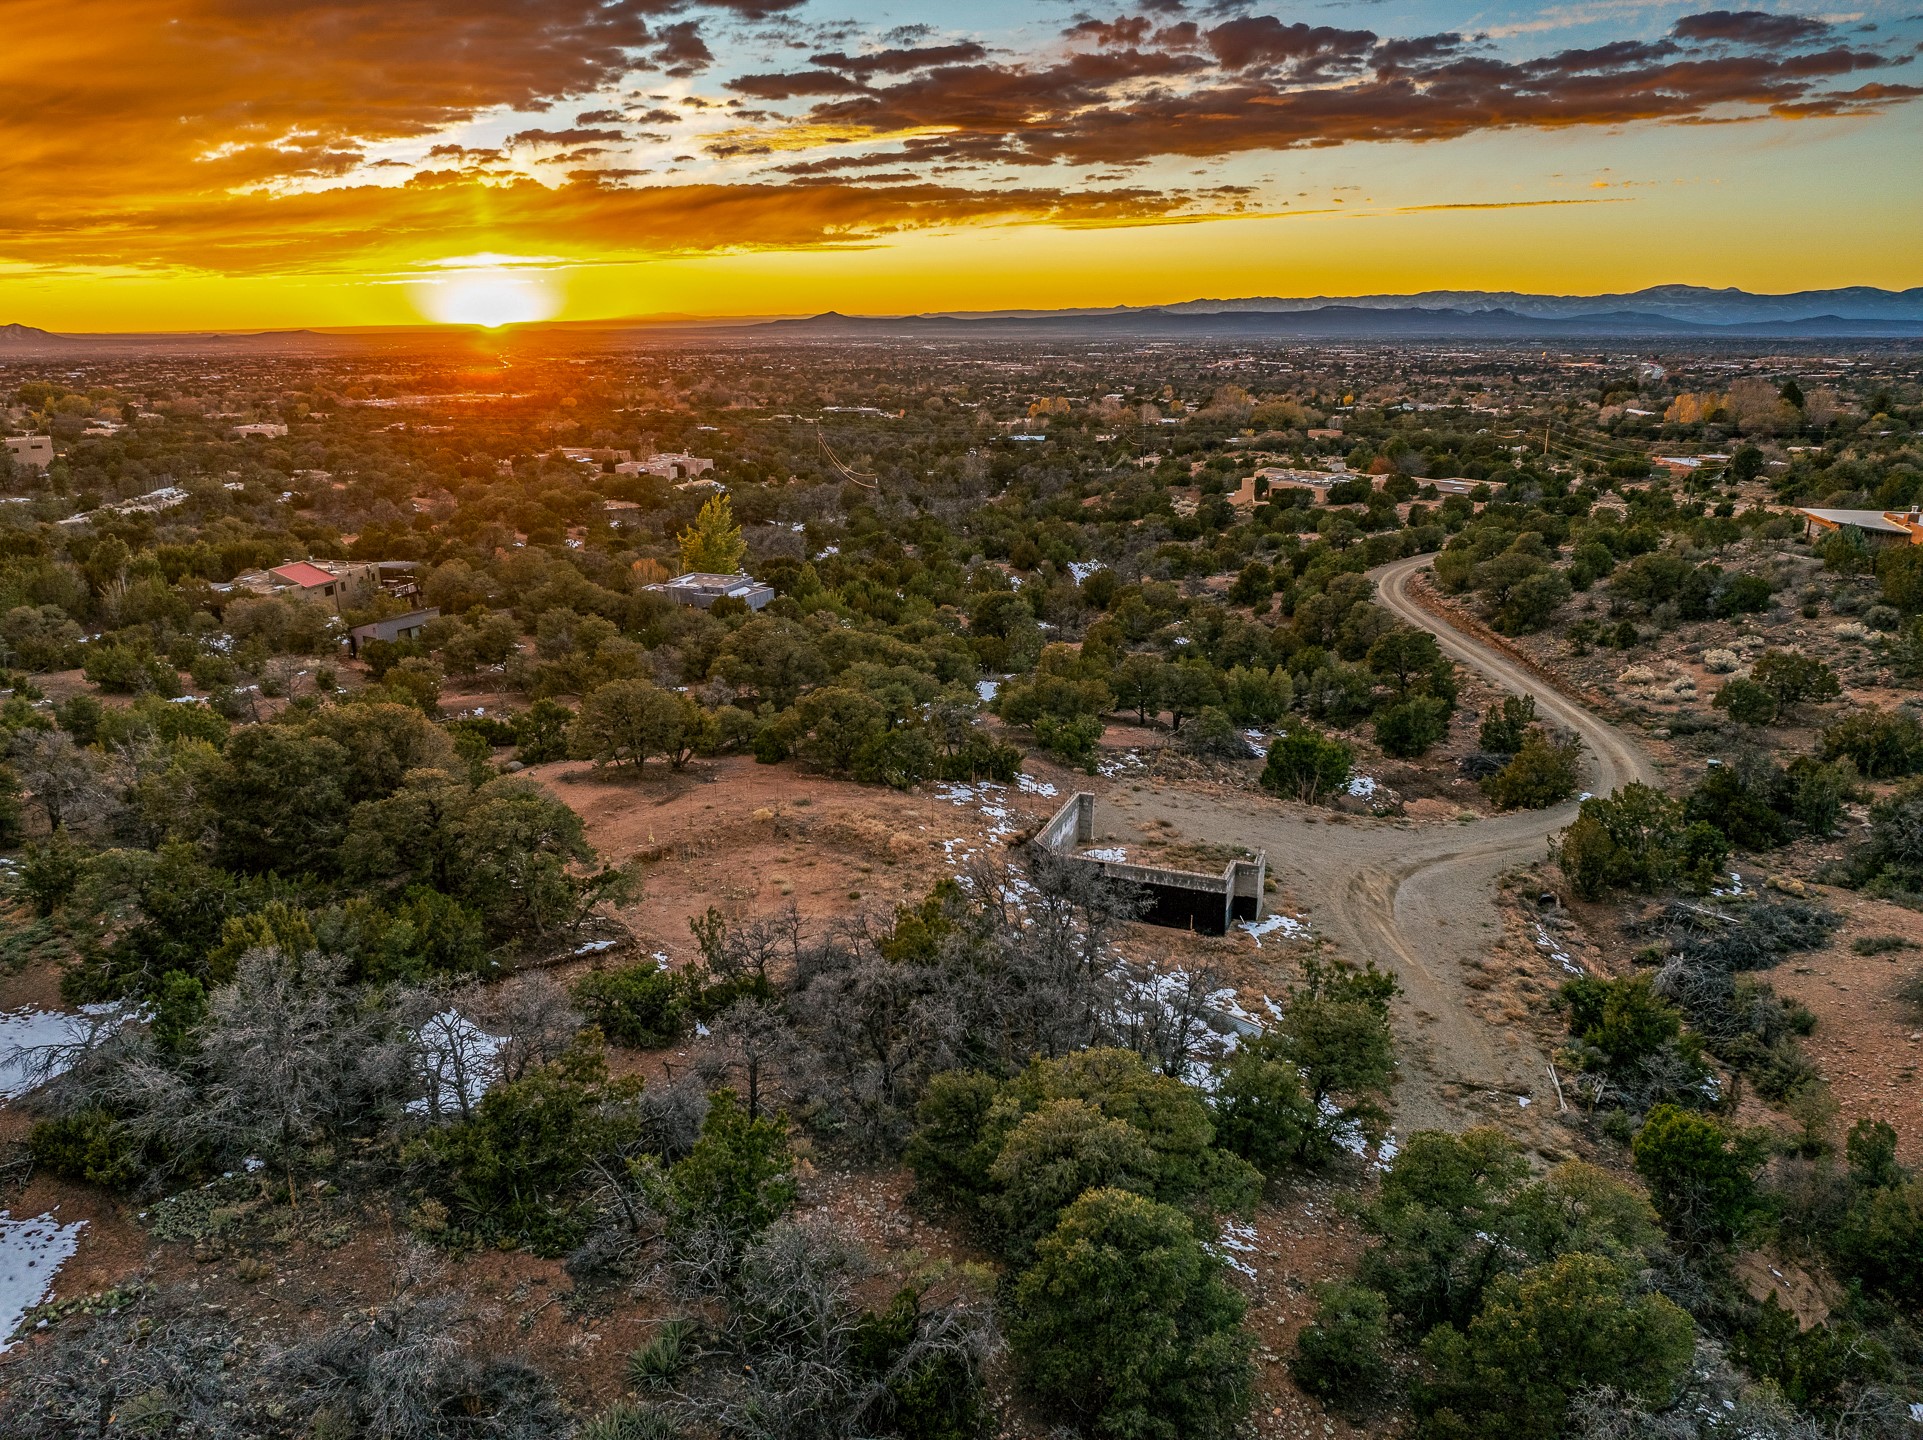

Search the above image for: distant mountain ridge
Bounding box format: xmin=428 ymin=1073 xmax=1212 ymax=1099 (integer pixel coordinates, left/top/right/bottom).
xmin=0 ymin=322 xmax=68 ymax=347
xmin=4 ymin=286 xmax=1921 ymax=350
xmin=902 ymin=285 xmax=1923 ymax=325
xmin=0 ymin=325 xmax=367 ymax=356
xmin=755 ymin=301 xmax=1923 ymax=339
xmin=1154 ymin=285 xmax=1923 ymax=325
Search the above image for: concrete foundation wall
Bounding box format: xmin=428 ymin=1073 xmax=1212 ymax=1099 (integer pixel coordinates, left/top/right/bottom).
xmin=1034 ymin=793 xmax=1265 ymax=937
xmin=1035 ymin=792 xmax=1093 ymax=852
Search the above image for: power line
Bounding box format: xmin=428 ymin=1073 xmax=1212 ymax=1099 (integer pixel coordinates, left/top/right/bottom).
xmin=809 ymin=420 xmax=879 ymax=489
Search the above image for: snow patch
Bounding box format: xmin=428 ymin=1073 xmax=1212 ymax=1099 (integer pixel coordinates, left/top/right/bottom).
xmin=0 ymin=1212 xmax=86 ymax=1352
xmin=1533 ymin=923 xmax=1585 ymax=977
xmin=1082 ymin=847 xmax=1128 ymax=863
xmin=1238 ymin=913 xmax=1309 ymax=948
xmin=406 ymin=1011 xmax=506 ymax=1119
xmin=0 ymin=1004 xmax=134 ymax=1101
xmin=933 ymin=780 xmax=1022 ymax=861
xmin=1213 ymin=1218 xmax=1260 ymax=1279
xmin=1067 ymin=560 xmax=1105 ymax=584
xmin=1346 ymin=775 xmax=1377 ymax=798
xmin=1108 ymin=965 xmax=1265 ymax=1084
xmin=975 ymin=679 xmax=1000 ymax=703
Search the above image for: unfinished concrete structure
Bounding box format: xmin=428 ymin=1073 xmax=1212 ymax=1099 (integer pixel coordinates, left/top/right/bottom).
xmin=1034 ymin=792 xmax=1265 ymax=936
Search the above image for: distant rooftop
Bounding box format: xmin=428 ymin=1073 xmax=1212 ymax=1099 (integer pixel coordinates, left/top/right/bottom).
xmin=644 ymin=572 xmax=774 ymax=611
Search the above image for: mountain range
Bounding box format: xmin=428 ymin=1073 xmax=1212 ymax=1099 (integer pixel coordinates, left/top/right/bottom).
xmin=928 ymin=285 xmax=1923 ymax=326
xmin=3 ymin=286 xmax=1921 ymax=350
xmin=0 ymin=322 xmax=360 ymax=355
xmin=754 ymin=301 xmax=1922 ymax=340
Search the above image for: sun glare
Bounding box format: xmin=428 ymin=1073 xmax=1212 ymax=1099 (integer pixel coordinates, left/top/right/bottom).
xmin=415 ymin=268 xmax=559 ymax=328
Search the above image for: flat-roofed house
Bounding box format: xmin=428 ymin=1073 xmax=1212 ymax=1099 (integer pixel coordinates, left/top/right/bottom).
xmin=616 ymin=452 xmax=715 ymax=481
xmin=1249 ymin=467 xmax=1348 ymax=503
xmin=1797 ymin=508 xmax=1923 ymax=546
xmin=644 ymin=571 xmax=774 ymax=611
xmin=5 ymin=435 xmax=54 ymax=470
xmin=347 ymin=607 xmax=441 ymax=656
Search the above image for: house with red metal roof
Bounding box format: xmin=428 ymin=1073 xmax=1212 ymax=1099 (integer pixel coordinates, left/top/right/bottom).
xmin=226 ymin=559 xmax=382 ymax=612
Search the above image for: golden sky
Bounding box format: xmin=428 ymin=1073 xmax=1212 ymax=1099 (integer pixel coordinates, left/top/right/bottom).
xmin=2 ymin=0 xmax=1918 ymax=329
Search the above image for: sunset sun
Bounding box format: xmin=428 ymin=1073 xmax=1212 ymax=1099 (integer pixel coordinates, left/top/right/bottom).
xmin=416 ymin=267 xmax=558 ymax=328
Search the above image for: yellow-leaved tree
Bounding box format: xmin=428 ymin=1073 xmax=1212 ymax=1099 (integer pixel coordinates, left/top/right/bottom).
xmin=677 ymin=492 xmax=745 ymax=574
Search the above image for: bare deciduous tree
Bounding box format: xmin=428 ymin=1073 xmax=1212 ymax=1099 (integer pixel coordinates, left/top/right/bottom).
xmin=467 ymin=971 xmax=582 ymax=1083
xmin=788 ymin=915 xmax=978 ymax=1155
xmin=393 ymin=989 xmax=501 ymax=1125
xmin=695 ymin=998 xmax=800 ymax=1121
xmin=274 ymin=1246 xmax=569 ymax=1440
xmin=95 ymin=948 xmax=409 ymax=1179
xmin=675 ymin=1216 xmax=995 ymax=1440
xmin=1111 ymin=960 xmax=1229 ymax=1081
xmin=9 ymin=726 xmax=120 ymax=835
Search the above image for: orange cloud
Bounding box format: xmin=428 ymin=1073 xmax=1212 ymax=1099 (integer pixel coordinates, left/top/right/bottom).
xmin=0 ymin=175 xmax=1215 ymax=276
xmin=0 ymin=0 xmax=1915 ymax=293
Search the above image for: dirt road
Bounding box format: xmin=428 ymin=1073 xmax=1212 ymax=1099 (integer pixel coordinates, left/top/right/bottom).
xmin=1111 ymin=555 xmax=1658 ymax=1139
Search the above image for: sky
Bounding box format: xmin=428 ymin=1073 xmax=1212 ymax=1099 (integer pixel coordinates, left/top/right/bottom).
xmin=1 ymin=0 xmax=1919 ymax=330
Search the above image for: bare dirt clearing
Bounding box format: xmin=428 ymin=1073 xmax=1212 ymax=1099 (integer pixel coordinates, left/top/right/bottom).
xmin=527 ymin=754 xmax=1075 ymax=961
xmin=1766 ymin=889 xmax=1923 ymax=1162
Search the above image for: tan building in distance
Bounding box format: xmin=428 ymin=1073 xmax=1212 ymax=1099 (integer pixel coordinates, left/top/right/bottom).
xmin=616 ymin=452 xmax=715 ymax=480
xmin=5 ymin=434 xmax=54 ymax=470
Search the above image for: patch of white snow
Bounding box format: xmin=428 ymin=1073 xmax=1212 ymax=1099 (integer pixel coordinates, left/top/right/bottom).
xmin=0 ymin=1212 xmax=86 ymax=1351
xmin=0 ymin=1004 xmax=133 ymax=1101
xmin=1238 ymin=914 xmax=1308 ymax=948
xmin=406 ymin=1011 xmax=506 ymax=1119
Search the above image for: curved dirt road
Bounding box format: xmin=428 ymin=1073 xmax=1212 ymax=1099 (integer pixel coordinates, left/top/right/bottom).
xmin=1374 ymin=555 xmax=1657 ymax=800
xmin=1112 ymin=556 xmax=1657 ymax=1136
